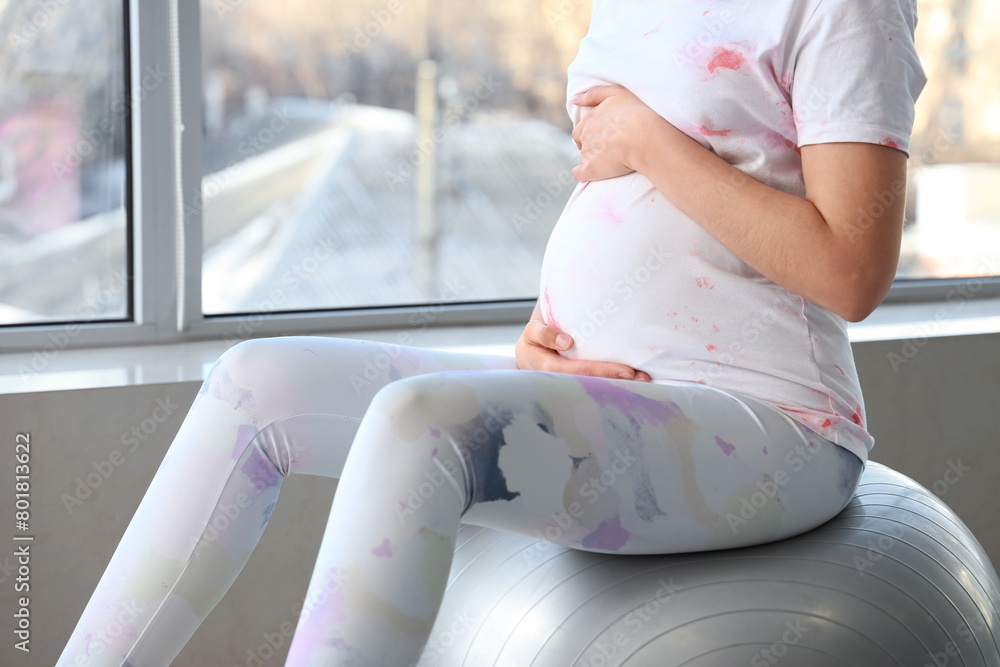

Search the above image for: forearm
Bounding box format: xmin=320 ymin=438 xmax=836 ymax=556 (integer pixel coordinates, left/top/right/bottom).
xmin=634 ymin=126 xmax=853 ymax=317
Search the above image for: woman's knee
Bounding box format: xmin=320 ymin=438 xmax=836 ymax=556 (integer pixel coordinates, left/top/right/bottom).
xmin=367 ymin=373 xmax=487 ymax=444
xmin=213 ymin=336 xmax=296 ymax=375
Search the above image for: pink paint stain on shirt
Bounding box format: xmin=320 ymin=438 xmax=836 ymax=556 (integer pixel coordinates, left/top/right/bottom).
xmin=715 ymin=435 xmax=736 ymax=456
xmin=879 ymin=138 xmax=899 ymax=148
xmin=372 ymin=538 xmax=393 ymax=558
xmin=601 ymin=200 xmax=625 ymax=225
xmin=783 ymin=138 xmax=802 ymax=155
xmin=707 ymin=46 xmax=747 ymax=75
xmin=712 ymin=324 xmax=720 ymax=333
xmin=852 ymin=404 xmax=864 ymax=427
xmin=834 ymin=365 xmax=847 ymax=376
xmin=694 ymin=276 xmax=715 ymax=289
xmin=705 ymin=344 xmax=718 ymax=352
xmin=699 ymin=124 xmax=731 ymax=137
xmin=543 ymin=287 xmax=562 ymax=330
xmin=642 ymin=18 xmax=668 ymax=37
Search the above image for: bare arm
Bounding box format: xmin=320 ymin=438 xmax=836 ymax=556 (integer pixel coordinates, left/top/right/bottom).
xmin=633 ymin=132 xmax=907 ymax=322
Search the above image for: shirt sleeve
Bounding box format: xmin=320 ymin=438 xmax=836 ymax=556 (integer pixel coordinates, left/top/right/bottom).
xmin=789 ymin=0 xmax=927 ymax=157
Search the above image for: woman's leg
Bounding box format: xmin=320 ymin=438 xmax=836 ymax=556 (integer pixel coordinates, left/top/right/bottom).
xmin=283 ymin=369 xmax=863 ymax=666
xmin=56 ymin=336 xmax=519 ymax=667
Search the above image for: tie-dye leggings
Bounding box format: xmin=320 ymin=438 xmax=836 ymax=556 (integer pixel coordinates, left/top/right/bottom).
xmin=57 ymin=334 xmax=864 ymax=666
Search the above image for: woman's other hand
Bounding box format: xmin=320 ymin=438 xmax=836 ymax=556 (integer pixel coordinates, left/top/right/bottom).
xmin=571 ymin=84 xmax=667 ymax=183
xmin=515 ymin=302 xmax=651 ymax=381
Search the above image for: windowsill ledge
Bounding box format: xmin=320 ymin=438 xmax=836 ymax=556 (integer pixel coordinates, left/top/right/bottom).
xmin=1 ymin=297 xmax=997 ymax=396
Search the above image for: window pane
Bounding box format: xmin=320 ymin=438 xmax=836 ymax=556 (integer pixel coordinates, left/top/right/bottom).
xmin=900 ymin=0 xmax=1000 ymax=280
xmin=0 ymin=0 xmax=129 ymax=326
xmin=200 ymin=0 xmax=591 ymax=315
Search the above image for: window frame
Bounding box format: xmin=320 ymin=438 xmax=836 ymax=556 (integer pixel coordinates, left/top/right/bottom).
xmin=0 ymin=0 xmax=997 ymax=356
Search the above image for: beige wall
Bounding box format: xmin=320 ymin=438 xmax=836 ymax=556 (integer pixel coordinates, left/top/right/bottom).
xmin=1 ymin=331 xmax=997 ymax=665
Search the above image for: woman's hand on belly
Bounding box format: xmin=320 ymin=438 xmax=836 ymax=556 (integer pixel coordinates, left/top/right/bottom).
xmin=571 ymin=85 xmax=664 ymax=182
xmin=515 ymin=303 xmax=651 ymax=382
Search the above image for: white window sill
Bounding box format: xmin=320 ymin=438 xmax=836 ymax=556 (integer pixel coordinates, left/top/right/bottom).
xmin=0 ymin=297 xmax=997 ymax=396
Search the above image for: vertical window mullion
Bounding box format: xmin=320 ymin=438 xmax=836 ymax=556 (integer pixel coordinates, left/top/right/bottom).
xmin=129 ymin=0 xmax=203 ymax=342
xmin=173 ymin=0 xmax=204 ymax=334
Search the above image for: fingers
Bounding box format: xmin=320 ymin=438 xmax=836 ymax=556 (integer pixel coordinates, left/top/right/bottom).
xmin=522 ymin=321 xmax=650 ymax=382
xmin=545 ymin=356 xmax=651 ymax=382
xmin=525 ymin=319 xmax=571 ymax=352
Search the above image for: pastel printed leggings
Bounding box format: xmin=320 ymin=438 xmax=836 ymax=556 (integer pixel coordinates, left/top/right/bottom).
xmin=57 ymin=335 xmax=864 ymax=666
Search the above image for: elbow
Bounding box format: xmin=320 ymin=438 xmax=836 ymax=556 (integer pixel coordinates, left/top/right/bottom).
xmin=829 ymin=273 xmax=893 ymax=323
xmin=836 ymin=299 xmax=879 ymax=324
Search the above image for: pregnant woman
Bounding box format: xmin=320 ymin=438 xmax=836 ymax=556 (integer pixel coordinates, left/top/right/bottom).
xmin=57 ymin=0 xmax=925 ymax=665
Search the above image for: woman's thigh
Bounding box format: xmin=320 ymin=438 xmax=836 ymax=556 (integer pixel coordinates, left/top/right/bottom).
xmin=372 ymin=370 xmax=864 ymax=554
xmin=181 ymin=334 xmax=521 ymax=479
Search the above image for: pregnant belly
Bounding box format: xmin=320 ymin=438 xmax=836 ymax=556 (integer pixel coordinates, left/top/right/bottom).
xmin=537 ymin=171 xmax=771 ymax=375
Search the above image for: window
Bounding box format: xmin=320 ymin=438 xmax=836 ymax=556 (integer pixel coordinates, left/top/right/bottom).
xmin=199 ymin=0 xmax=589 ymax=316
xmin=0 ymin=0 xmax=129 ymax=327
xmin=900 ymin=0 xmax=1000 ymax=281
xmin=0 ymin=0 xmax=996 ymax=354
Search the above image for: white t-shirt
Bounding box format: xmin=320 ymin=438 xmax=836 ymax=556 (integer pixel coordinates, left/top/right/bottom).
xmin=539 ymin=0 xmax=927 ymax=463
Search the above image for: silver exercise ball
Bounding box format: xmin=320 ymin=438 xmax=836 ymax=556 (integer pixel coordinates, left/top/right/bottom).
xmin=419 ymin=462 xmax=1000 ymax=666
